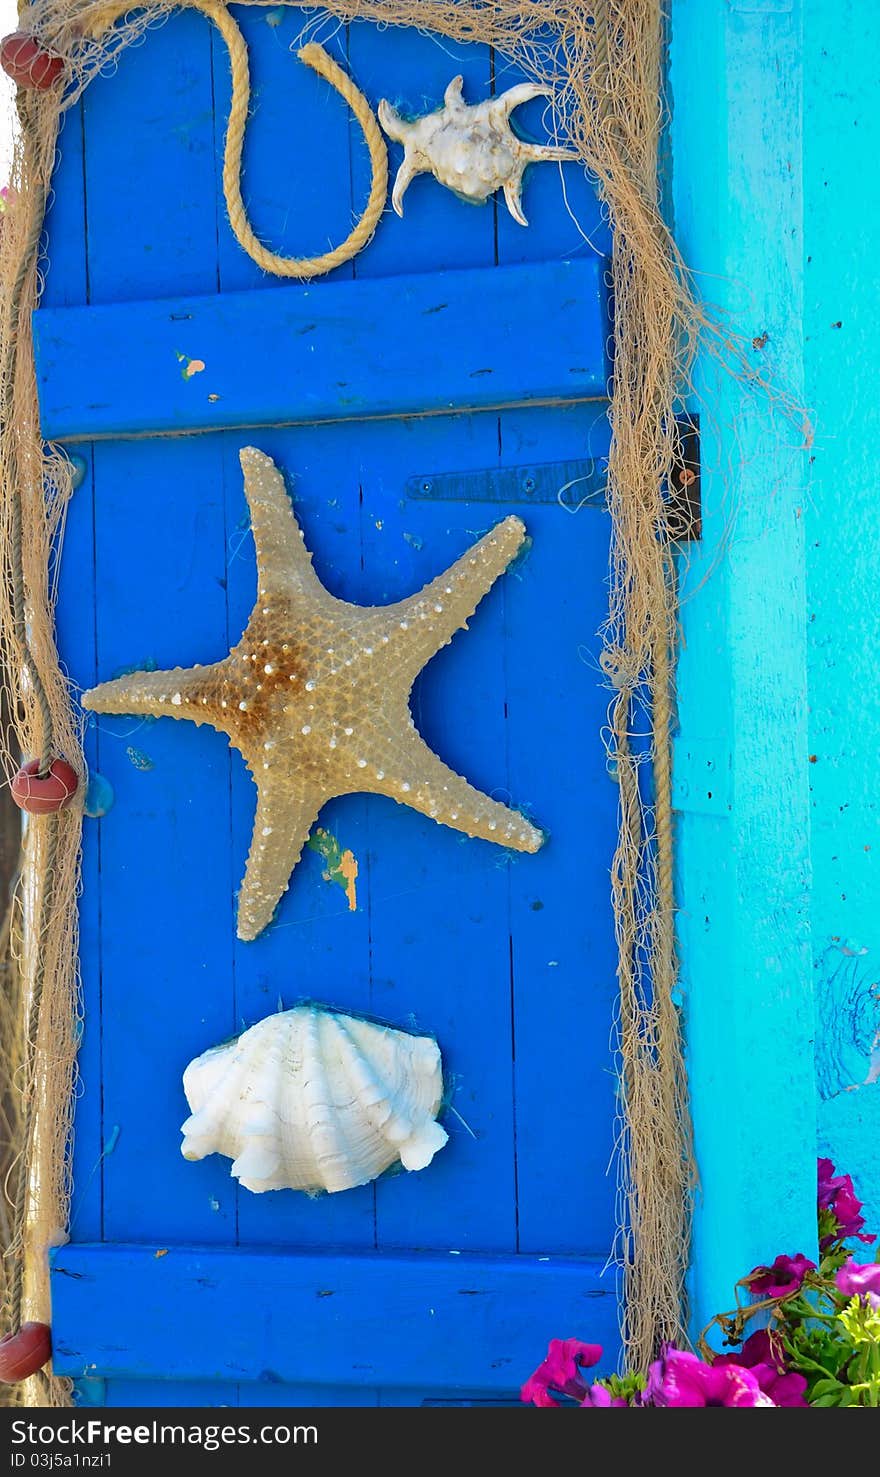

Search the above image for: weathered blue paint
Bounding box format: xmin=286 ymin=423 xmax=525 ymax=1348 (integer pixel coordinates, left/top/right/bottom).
xmin=50 ymin=1244 xmax=618 ymax=1390
xmin=46 ymin=13 xmax=619 ymax=1405
xmin=34 ymin=260 xmax=608 ymax=441
xmin=670 ymin=0 xmax=818 ymax=1337
xmin=803 ymin=1 xmax=880 ymax=1231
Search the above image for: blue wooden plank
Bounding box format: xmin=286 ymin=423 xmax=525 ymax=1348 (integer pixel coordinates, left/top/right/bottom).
xmin=105 ymin=1377 xmax=377 ymax=1406
xmin=242 ymin=1383 xmax=378 ymax=1408
xmin=51 ymin=1243 xmax=618 ymax=1390
xmin=353 ymin=414 xmax=518 ymax=1253
xmin=33 ymin=259 xmax=610 ymax=442
xmin=103 ymin=1380 xmax=238 ymax=1407
xmin=499 ymin=404 xmax=619 ymax=1257
xmin=42 ymin=103 xmax=88 ymax=310
xmin=492 ymin=54 xmax=617 ymax=1262
xmin=81 ymin=12 xmax=218 ymax=302
xmin=89 ymin=438 xmax=237 ymax=1246
xmin=212 ymin=12 xmax=356 ymax=291
xmin=75 ymin=1 xmax=234 ymax=1252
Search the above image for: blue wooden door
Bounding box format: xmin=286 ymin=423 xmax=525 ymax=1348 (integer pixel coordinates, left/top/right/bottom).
xmin=40 ymin=11 xmax=618 ymax=1406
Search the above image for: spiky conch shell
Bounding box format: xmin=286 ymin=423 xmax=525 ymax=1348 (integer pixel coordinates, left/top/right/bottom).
xmin=180 ymin=1005 xmax=448 ymax=1194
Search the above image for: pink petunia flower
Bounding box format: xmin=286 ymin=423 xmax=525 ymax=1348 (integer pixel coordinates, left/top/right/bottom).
xmin=818 ymin=1156 xmax=844 ymax=1209
xmin=818 ymin=1158 xmax=876 ymax=1250
xmin=744 ymin=1253 xmax=816 ymax=1299
xmin=580 ymin=1382 xmax=628 ymax=1407
xmin=521 ymin=1338 xmax=603 ymax=1407
xmin=835 ymin=1260 xmax=880 ymax=1307
xmin=714 ymin=1331 xmax=808 ymax=1407
xmin=646 ymin=1348 xmax=776 ymax=1407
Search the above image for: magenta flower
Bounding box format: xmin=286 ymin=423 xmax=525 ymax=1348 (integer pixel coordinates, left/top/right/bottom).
xmin=744 ymin=1253 xmax=816 ymax=1299
xmin=580 ymin=1382 xmax=627 ymax=1407
xmin=521 ymin=1338 xmax=603 ymax=1407
xmin=818 ymin=1157 xmax=876 ymax=1249
xmin=831 ymin=1182 xmax=875 ymax=1246
xmin=818 ymin=1156 xmax=843 ymax=1208
xmin=731 ymin=1330 xmax=783 ymax=1369
xmin=646 ymin=1348 xmax=775 ymax=1407
xmin=713 ymin=1331 xmax=808 ymax=1407
xmin=835 ymin=1260 xmax=880 ymax=1306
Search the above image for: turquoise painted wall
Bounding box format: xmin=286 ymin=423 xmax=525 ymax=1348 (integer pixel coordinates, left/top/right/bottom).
xmin=671 ymin=0 xmax=879 ymax=1334
xmin=804 ymin=2 xmax=880 ymax=1230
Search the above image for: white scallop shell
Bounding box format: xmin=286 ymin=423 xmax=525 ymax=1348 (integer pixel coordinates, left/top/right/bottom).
xmin=180 ymin=1005 xmax=448 ymax=1194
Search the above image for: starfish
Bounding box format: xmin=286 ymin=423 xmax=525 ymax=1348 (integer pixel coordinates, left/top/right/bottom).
xmin=83 ymin=448 xmax=544 ymax=941
xmin=378 ymin=76 xmax=576 ymax=226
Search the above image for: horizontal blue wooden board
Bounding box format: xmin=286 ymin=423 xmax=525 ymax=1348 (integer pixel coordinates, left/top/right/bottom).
xmin=51 ymin=1243 xmax=617 ymax=1391
xmin=33 ymin=259 xmax=609 ymax=442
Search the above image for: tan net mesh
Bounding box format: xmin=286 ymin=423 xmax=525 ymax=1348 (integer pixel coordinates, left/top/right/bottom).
xmin=1 ymin=0 xmax=700 ymax=1405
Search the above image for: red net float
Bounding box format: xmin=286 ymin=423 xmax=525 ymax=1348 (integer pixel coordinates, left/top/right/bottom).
xmin=0 ymin=32 xmax=64 ymax=91
xmin=11 ymin=757 xmax=79 ymax=815
xmin=0 ymin=1322 xmax=52 ymax=1383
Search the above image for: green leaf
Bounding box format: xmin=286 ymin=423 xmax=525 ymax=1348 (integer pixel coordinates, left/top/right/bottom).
xmin=808 ymin=1378 xmax=842 ymax=1399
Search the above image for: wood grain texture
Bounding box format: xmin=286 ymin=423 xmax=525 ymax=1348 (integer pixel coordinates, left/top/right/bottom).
xmin=33 ymin=258 xmax=608 ymax=442
xmin=802 ymin=0 xmax=880 ymax=1231
xmin=670 ymin=0 xmax=817 ymax=1335
xmin=51 ymin=1243 xmax=618 ymax=1390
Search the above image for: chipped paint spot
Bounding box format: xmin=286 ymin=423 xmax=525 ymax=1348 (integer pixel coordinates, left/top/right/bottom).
xmin=84 ymin=770 xmax=114 ymax=818
xmin=307 ymin=826 xmax=359 ymax=911
xmin=176 ymin=351 xmax=206 ymax=380
xmin=126 ymin=746 xmax=154 ymax=771
xmin=207 ymin=392 xmax=221 ymax=403
xmin=112 ymin=657 xmax=157 ymax=681
xmin=403 ymin=531 xmax=424 ymax=551
xmin=815 ymin=942 xmax=880 ymax=1098
xmin=154 ymin=1248 xmax=168 ymax=1259
xmin=508 ymin=534 xmax=534 ymax=577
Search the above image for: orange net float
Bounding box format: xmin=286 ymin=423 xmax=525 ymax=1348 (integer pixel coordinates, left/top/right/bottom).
xmin=0 ymin=32 xmax=65 ymax=90
xmin=11 ymin=757 xmax=78 ymax=815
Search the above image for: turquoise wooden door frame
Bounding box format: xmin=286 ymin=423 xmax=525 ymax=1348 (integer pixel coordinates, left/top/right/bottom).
xmin=670 ymin=0 xmax=818 ymax=1336
xmin=42 ymin=13 xmax=622 ymax=1406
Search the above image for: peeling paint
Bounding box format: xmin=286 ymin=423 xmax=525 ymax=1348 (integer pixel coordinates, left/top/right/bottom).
xmin=112 ymin=656 xmax=157 ymax=680
xmin=508 ymin=534 xmax=533 ymax=577
xmin=84 ymin=771 xmax=114 ymax=819
xmin=126 ymin=746 xmax=154 ymax=772
xmin=176 ymin=351 xmax=206 ymax=380
xmin=307 ymin=826 xmax=359 ymax=911
xmin=815 ymin=943 xmax=880 ymax=1099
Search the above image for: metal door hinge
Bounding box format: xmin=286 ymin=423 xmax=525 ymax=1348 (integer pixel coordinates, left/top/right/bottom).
xmin=407 ymin=416 xmax=701 ymax=539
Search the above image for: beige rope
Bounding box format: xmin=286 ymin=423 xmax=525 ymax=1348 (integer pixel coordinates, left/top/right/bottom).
xmin=88 ymin=5 xmax=388 ymax=278
xmin=218 ymin=28 xmax=388 ymax=277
